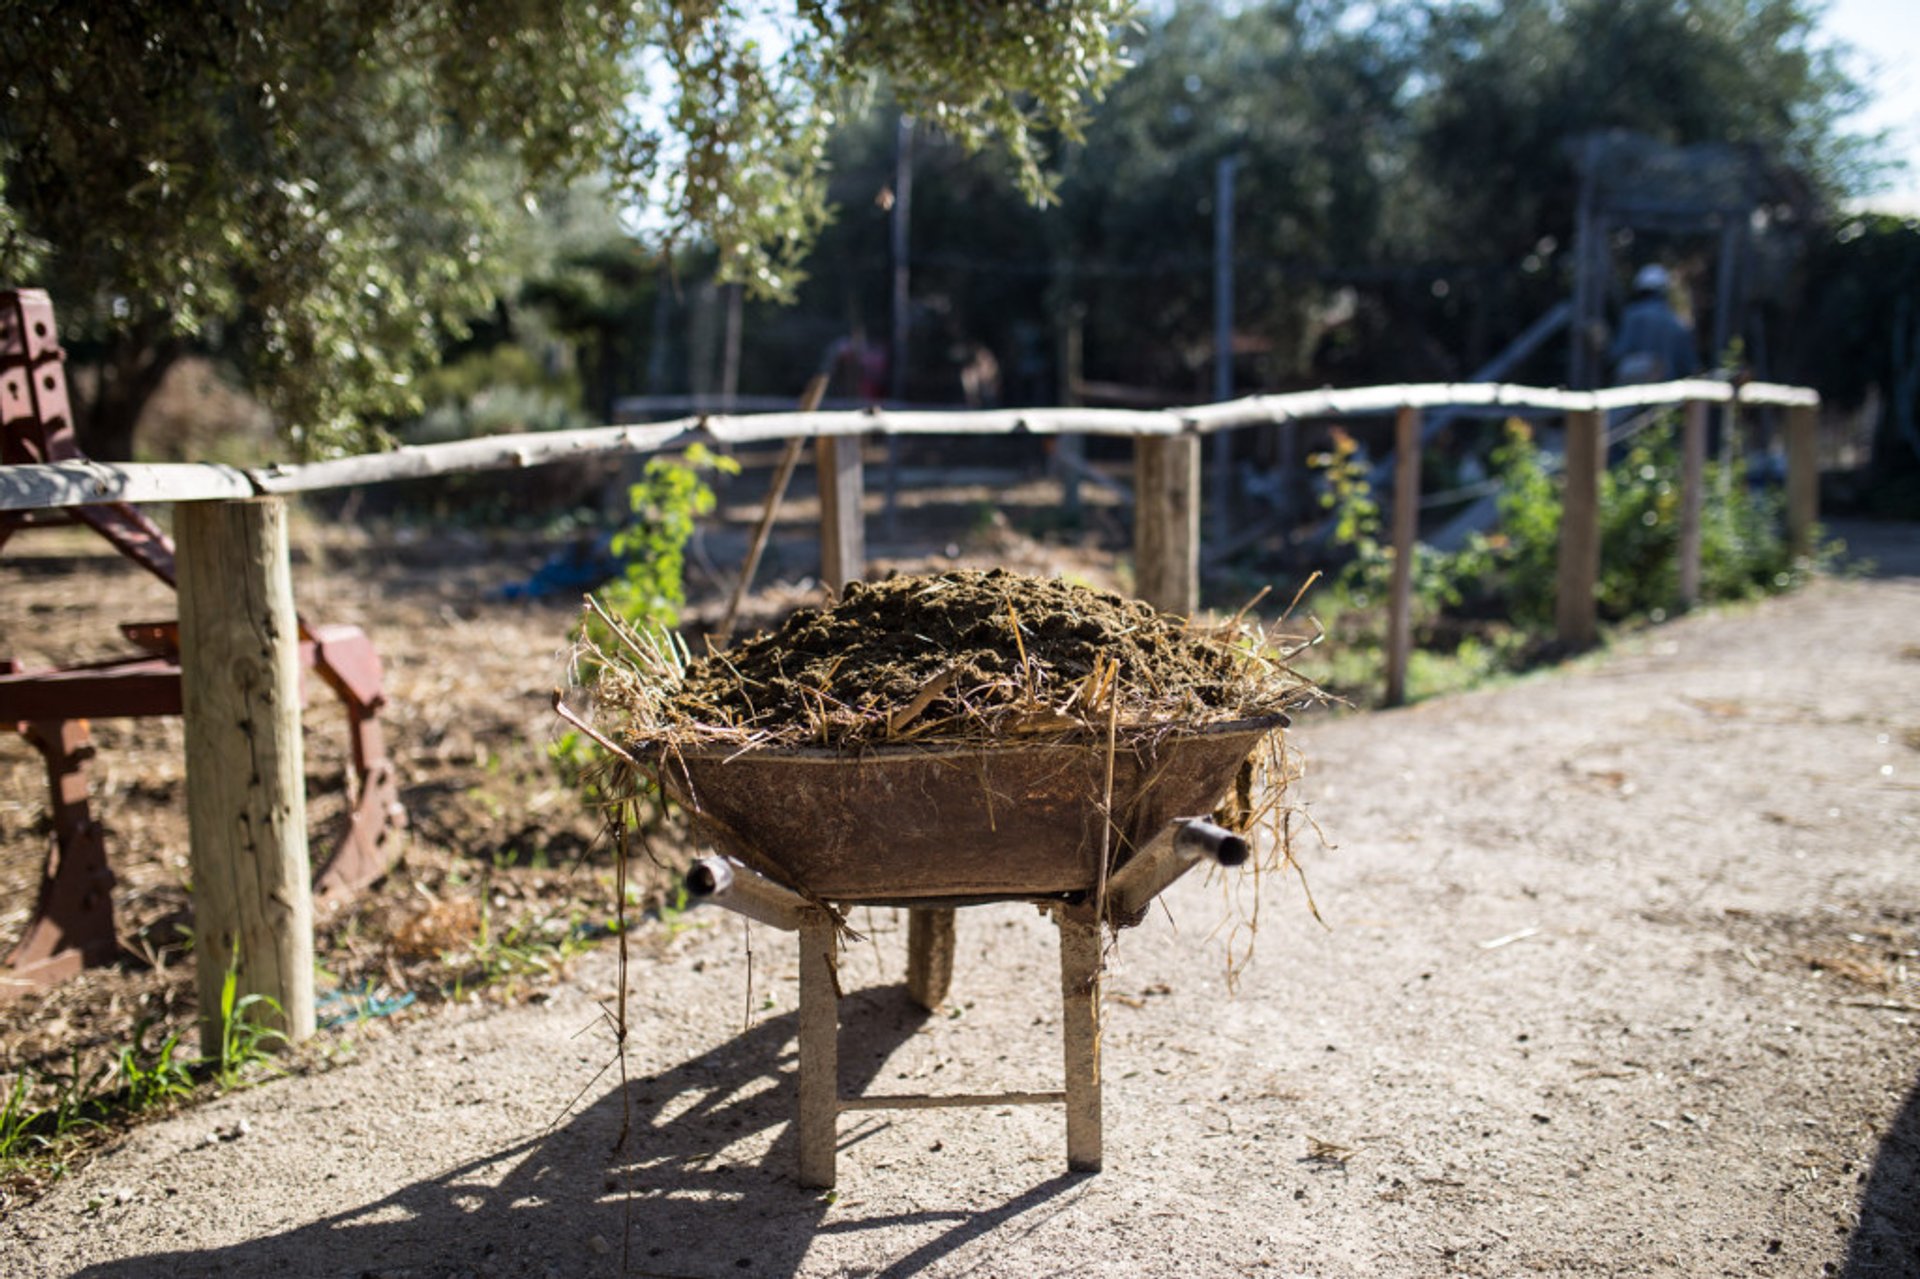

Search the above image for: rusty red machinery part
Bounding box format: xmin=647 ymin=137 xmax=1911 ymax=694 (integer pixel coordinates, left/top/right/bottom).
xmin=0 ymin=289 xmax=405 ymax=996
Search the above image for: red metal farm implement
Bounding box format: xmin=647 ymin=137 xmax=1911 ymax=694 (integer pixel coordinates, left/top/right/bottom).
xmin=0 ymin=288 xmax=403 ymax=994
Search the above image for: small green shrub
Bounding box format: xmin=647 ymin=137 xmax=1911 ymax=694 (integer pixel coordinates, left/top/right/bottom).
xmin=1308 ymin=414 xmax=1832 ymax=703
xmin=552 ymin=444 xmax=739 ymax=813
xmin=114 ymin=1022 xmax=196 ymax=1111
xmin=1463 ymin=418 xmax=1820 ymax=627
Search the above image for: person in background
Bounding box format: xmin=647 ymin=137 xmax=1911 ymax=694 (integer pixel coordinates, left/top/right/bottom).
xmin=1610 ymin=264 xmax=1699 ymax=385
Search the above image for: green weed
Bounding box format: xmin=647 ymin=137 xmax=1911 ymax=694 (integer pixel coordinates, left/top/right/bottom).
xmin=215 ymin=955 xmax=289 ymax=1089
xmin=114 ymin=1021 xmax=196 ymax=1111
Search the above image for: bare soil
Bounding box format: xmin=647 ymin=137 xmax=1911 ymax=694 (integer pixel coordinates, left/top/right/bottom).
xmin=0 ymin=517 xmax=1914 ymax=1277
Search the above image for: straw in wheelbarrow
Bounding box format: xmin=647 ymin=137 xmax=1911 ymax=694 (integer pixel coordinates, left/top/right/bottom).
xmin=587 ymin=567 xmax=1322 ymax=754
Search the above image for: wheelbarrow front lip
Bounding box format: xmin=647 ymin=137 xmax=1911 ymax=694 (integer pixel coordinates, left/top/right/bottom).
xmin=642 ymin=712 xmax=1290 ymax=902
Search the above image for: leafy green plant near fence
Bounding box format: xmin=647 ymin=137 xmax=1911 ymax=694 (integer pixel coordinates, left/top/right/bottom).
xmin=1461 ymin=419 xmax=1820 ymax=625
xmin=1308 ymin=415 xmax=1830 ymax=703
xmin=550 ymin=445 xmax=739 ymax=813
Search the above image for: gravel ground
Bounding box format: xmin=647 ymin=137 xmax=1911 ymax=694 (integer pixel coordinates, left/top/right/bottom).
xmin=3 ymin=541 xmax=1916 ymax=1279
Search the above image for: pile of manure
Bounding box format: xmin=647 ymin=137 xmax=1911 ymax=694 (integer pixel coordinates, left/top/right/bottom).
xmin=583 ymin=568 xmax=1321 ymax=755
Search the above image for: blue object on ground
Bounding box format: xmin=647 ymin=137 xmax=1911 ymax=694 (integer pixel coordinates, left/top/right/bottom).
xmin=496 ymin=534 xmax=621 ymax=600
xmin=316 ymin=984 xmax=418 ymax=1030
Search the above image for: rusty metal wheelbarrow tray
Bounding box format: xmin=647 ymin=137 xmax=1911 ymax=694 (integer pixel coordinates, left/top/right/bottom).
xmin=656 ymin=714 xmax=1285 ymax=902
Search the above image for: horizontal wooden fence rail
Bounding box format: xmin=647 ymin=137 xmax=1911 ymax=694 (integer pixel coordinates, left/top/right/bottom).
xmin=1 ymin=374 xmax=1823 ymax=1037
xmin=0 ymin=378 xmax=1818 ymax=515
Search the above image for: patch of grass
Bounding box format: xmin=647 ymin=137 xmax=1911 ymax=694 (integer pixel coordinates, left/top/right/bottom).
xmin=115 ymin=1021 xmax=196 ymax=1111
xmin=443 ymin=904 xmax=604 ymax=1001
xmin=1 ymin=952 xmax=299 ymax=1197
xmin=214 ymin=959 xmax=288 ymax=1090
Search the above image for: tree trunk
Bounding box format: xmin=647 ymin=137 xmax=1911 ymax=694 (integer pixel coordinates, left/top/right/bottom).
xmin=74 ymin=335 xmax=180 ymax=462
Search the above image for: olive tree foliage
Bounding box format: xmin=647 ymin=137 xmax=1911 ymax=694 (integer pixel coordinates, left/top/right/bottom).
xmin=0 ymin=1 xmax=1129 ymax=458
xmin=1412 ymin=0 xmax=1874 ymax=265
xmin=1058 ymin=0 xmax=1423 ymax=387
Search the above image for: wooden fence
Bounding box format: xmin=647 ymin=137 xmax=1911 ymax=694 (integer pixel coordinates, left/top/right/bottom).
xmin=0 ymin=376 xmax=1821 ymax=1038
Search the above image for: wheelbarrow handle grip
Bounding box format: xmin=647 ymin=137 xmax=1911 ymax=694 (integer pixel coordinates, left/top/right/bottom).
xmin=1105 ymin=817 xmax=1249 ymax=927
xmin=1173 ymin=819 xmax=1249 ymax=868
xmin=687 ymin=855 xmax=810 ymax=932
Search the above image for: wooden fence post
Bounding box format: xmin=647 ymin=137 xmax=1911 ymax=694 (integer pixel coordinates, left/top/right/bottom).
xmin=1555 ymin=409 xmax=1605 ymax=651
xmin=1785 ymin=403 xmax=1819 ymax=559
xmin=1134 ymin=434 xmax=1200 ymax=615
xmin=1385 ymin=406 xmax=1421 ymax=707
xmin=175 ymin=497 xmax=315 ymax=1055
xmin=816 ymin=436 xmax=866 ymax=594
xmin=1677 ymin=400 xmax=1707 ymax=609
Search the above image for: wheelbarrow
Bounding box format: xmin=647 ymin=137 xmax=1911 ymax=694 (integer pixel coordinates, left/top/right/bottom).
xmin=663 ymin=713 xmax=1285 ymax=1187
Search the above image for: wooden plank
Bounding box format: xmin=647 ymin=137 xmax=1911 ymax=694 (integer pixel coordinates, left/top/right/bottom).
xmin=1786 ymin=403 xmax=1820 ymax=559
xmin=1134 ymin=434 xmax=1200 ymax=615
xmin=1104 ymin=818 xmax=1249 ymax=927
xmin=905 ymin=907 xmax=955 ymax=1011
xmin=1058 ymin=903 xmax=1103 ymax=1173
xmin=1385 ymin=405 xmax=1421 ymax=707
xmin=0 ymin=460 xmax=253 ymax=511
xmin=816 ymin=435 xmax=866 ymax=595
xmin=254 ymin=421 xmax=694 ymax=495
xmin=796 ymin=909 xmax=840 ymax=1189
xmin=0 ymin=380 xmax=1820 ymax=516
xmin=841 ymin=1090 xmax=1064 ymax=1111
xmin=1555 ymin=410 xmax=1605 ymax=651
xmin=175 ymin=498 xmax=315 ymax=1055
xmin=0 ymin=379 xmax=1821 ymax=515
xmin=1678 ymin=400 xmax=1708 ymax=609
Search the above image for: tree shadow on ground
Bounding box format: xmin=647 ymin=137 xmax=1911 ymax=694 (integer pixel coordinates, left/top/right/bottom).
xmin=71 ymin=982 xmax=1082 ymax=1279
xmin=1843 ymin=1067 xmax=1920 ymax=1278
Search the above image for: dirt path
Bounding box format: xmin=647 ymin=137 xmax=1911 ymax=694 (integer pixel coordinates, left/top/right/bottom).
xmin=4 ymin=560 xmax=1917 ymax=1279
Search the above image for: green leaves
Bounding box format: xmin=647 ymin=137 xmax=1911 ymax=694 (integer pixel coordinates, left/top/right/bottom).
xmin=216 ymin=955 xmax=288 ymax=1089
xmin=0 ymin=1 xmax=1130 ymax=456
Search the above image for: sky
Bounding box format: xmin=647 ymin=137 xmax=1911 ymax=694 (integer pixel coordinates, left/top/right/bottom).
xmin=1825 ymin=0 xmax=1920 ymax=213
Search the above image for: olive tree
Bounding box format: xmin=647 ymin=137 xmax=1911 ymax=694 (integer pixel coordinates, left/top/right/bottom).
xmin=0 ymin=1 xmax=1129 ymax=457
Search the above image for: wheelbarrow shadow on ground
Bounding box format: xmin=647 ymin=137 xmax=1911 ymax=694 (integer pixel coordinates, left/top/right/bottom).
xmin=70 ymin=983 xmax=1083 ymax=1279
xmin=1843 ymin=1066 xmax=1920 ymax=1279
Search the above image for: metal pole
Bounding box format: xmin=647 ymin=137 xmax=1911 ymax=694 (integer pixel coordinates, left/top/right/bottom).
xmin=1057 ymin=309 xmax=1085 ymax=517
xmin=886 ymin=113 xmax=913 ymax=540
xmin=720 ymin=283 xmax=743 ymax=413
xmin=1211 ymin=156 xmax=1237 ymax=545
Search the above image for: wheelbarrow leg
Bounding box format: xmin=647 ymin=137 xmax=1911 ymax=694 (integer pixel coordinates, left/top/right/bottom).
xmin=1058 ymin=903 xmax=1103 ymax=1173
xmin=797 ymin=909 xmax=839 ymax=1189
xmin=905 ymin=907 xmax=955 ymax=1011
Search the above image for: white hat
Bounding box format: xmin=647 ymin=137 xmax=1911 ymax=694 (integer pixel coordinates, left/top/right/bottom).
xmin=1633 ymin=264 xmax=1671 ymax=293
